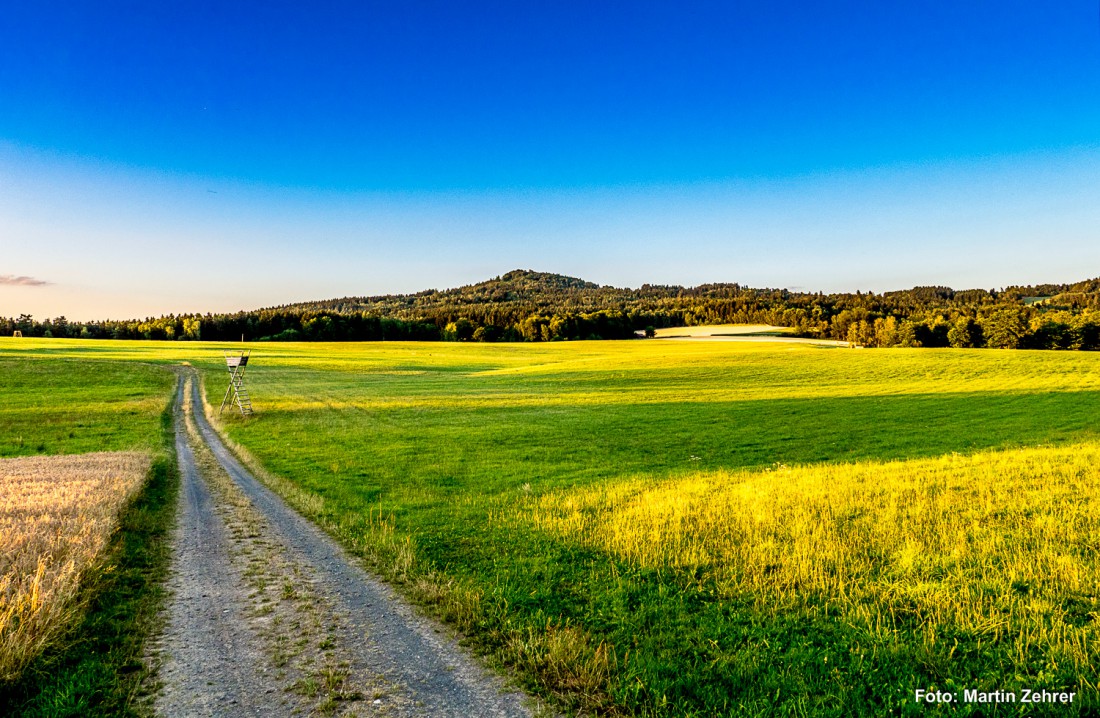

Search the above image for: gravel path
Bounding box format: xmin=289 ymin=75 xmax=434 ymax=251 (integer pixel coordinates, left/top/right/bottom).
xmin=151 ymin=372 xmax=537 ymax=717
xmin=150 ymin=379 xmax=277 ymax=717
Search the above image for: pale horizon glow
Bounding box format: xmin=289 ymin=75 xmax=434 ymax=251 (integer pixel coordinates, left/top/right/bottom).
xmin=4 ymin=142 xmax=1100 ymax=321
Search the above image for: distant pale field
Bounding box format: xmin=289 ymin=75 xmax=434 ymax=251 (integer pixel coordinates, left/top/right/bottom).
xmin=652 ymin=323 xmax=848 ymax=346
xmin=652 ymin=323 xmax=794 ymax=337
xmin=0 ymin=452 xmax=151 ymax=681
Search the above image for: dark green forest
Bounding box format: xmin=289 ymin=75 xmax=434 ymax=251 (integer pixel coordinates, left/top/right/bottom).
xmin=6 ymin=270 xmax=1100 ymax=349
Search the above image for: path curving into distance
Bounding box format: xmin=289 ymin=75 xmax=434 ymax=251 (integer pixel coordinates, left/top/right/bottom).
xmin=151 ymin=370 xmax=536 ymax=717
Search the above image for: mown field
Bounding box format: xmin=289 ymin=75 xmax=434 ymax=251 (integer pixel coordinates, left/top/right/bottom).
xmin=0 ymin=348 xmax=174 ymax=459
xmin=3 ymin=337 xmax=1098 ymax=715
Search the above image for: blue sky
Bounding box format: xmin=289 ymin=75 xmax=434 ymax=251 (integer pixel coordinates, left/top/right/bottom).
xmin=2 ymin=2 xmax=1099 ymax=319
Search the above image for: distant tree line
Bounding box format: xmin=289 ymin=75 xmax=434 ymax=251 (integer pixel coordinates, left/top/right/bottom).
xmin=0 ymin=312 xmax=438 ymax=342
xmin=5 ymin=270 xmax=1100 ymax=350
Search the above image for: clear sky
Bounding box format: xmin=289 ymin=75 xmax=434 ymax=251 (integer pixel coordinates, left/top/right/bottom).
xmin=2 ymin=2 xmax=1099 ymax=320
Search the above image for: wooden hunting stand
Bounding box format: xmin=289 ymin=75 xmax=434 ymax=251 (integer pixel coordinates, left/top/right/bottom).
xmin=220 ymin=350 xmax=254 ymax=416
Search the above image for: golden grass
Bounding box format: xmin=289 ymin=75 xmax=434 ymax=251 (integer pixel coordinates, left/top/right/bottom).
xmin=522 ymin=444 xmax=1100 ymax=685
xmin=0 ymin=451 xmax=151 ymax=682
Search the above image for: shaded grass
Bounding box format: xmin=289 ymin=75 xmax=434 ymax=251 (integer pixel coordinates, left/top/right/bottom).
xmin=0 ymin=375 xmax=178 ymax=717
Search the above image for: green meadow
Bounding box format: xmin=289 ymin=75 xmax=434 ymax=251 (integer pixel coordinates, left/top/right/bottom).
xmin=0 ymin=351 xmax=173 ymax=458
xmin=2 ymin=337 xmax=1098 ymax=715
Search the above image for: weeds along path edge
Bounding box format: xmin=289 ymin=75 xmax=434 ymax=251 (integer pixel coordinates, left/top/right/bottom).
xmin=176 ymin=369 xmax=537 ymax=717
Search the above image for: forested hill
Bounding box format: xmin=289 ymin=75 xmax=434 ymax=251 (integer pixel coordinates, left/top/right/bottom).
xmin=269 ymin=269 xmax=744 ymax=319
xmin=271 ymin=271 xmax=1100 ymax=319
xmin=274 ymin=270 xmax=612 ymax=316
xmin=5 ymin=270 xmax=1100 ymax=349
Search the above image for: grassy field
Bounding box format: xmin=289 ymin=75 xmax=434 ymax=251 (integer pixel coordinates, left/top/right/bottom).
xmin=523 ymin=446 xmax=1100 ymax=714
xmin=189 ymin=340 xmax=1100 ymax=716
xmin=2 ymin=337 xmax=1098 ymax=715
xmin=0 ymin=350 xmax=174 ymax=458
xmin=0 ymin=343 xmax=179 ymax=716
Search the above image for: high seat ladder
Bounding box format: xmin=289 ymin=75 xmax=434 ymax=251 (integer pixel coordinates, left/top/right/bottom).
xmin=220 ymin=350 xmax=254 ymax=416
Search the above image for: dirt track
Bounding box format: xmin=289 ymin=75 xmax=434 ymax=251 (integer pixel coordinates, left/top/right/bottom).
xmin=149 ymin=372 xmax=536 ymax=717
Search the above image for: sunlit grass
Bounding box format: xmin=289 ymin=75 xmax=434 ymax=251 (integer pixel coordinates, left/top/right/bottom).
xmin=520 ymin=444 xmax=1100 ymax=685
